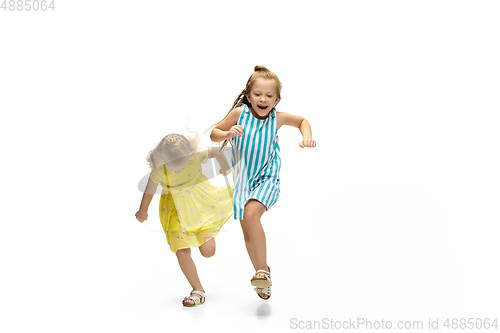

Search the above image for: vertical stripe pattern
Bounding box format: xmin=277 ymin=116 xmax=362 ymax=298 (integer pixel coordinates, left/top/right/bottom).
xmin=231 ymin=104 xmax=281 ymax=220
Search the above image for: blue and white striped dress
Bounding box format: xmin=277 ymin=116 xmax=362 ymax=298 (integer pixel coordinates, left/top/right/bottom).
xmin=231 ymin=104 xmax=281 ymax=220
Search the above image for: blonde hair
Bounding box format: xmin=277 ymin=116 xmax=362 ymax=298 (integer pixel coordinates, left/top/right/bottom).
xmin=210 ymin=65 xmax=282 ymax=150
xmin=146 ymin=132 xmax=200 ymax=171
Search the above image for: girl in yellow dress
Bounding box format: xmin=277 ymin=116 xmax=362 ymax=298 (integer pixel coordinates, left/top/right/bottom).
xmin=135 ymin=133 xmax=233 ymax=307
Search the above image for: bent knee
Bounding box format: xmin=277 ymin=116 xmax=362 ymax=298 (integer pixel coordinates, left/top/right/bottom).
xmin=199 ymin=239 xmax=216 ymax=258
xmin=200 ymin=249 xmax=215 ymax=258
xmin=243 ymin=200 xmax=267 ymax=222
xmin=200 ymin=245 xmax=216 ymax=258
xmin=242 ymin=210 xmax=262 ymax=224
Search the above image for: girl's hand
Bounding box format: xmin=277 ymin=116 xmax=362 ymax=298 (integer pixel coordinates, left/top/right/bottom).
xmin=135 ymin=210 xmax=148 ymax=223
xmin=226 ymin=125 xmax=244 ymax=139
xmin=299 ymin=138 xmax=316 ymax=148
xmin=220 ymin=167 xmax=232 ymax=176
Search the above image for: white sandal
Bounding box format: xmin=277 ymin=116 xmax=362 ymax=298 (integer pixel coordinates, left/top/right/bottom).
xmin=182 ymin=290 xmax=205 ymax=307
xmin=254 ymin=286 xmax=271 ymax=300
xmin=250 ymin=268 xmax=272 ymax=288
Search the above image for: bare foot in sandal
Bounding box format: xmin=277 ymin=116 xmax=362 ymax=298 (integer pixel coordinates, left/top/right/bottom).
xmin=182 ymin=290 xmax=205 ymax=307
xmin=251 ymin=268 xmax=271 ymax=285
xmin=251 ymin=268 xmax=272 ymax=299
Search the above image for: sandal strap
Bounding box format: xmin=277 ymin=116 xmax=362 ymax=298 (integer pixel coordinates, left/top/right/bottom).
xmin=183 ymin=296 xmax=200 ymax=305
xmin=255 ymin=269 xmax=270 ymax=275
xmin=255 ymin=286 xmax=272 ymax=300
xmin=183 ymin=291 xmax=204 ymax=305
xmin=191 ymin=290 xmax=205 ymax=297
xmin=254 ymin=286 xmax=271 ymax=295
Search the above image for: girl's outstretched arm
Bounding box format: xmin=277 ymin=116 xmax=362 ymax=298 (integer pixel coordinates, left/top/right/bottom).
xmin=135 ymin=175 xmax=159 ymax=223
xmin=277 ymin=112 xmax=317 ymax=148
xmin=208 ymin=147 xmax=232 ymax=175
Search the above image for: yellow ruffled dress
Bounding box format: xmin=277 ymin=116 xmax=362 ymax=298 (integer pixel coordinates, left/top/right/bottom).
xmin=149 ymin=150 xmax=233 ymax=253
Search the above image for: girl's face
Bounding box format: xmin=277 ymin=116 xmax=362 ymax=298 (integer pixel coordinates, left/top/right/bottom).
xmin=246 ymin=79 xmax=280 ymax=117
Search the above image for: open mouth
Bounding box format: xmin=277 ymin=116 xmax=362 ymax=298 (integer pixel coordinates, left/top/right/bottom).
xmin=257 ymin=105 xmax=268 ymax=110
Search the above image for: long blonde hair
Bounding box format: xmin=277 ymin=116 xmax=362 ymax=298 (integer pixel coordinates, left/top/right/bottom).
xmin=146 ymin=132 xmax=200 ymax=171
xmin=210 ymin=65 xmax=282 ymax=150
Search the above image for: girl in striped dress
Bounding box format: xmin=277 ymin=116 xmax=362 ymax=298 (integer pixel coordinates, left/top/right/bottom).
xmin=210 ymin=65 xmax=316 ymax=300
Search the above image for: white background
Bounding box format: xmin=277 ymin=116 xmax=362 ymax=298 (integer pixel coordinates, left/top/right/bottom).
xmin=1 ymin=1 xmax=499 ymax=332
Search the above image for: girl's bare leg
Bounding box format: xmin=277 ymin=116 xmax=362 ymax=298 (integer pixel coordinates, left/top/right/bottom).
xmin=240 ymin=220 xmax=258 ymax=270
xmin=241 ymin=200 xmax=269 ymax=299
xmin=176 ymin=248 xmax=204 ymax=305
